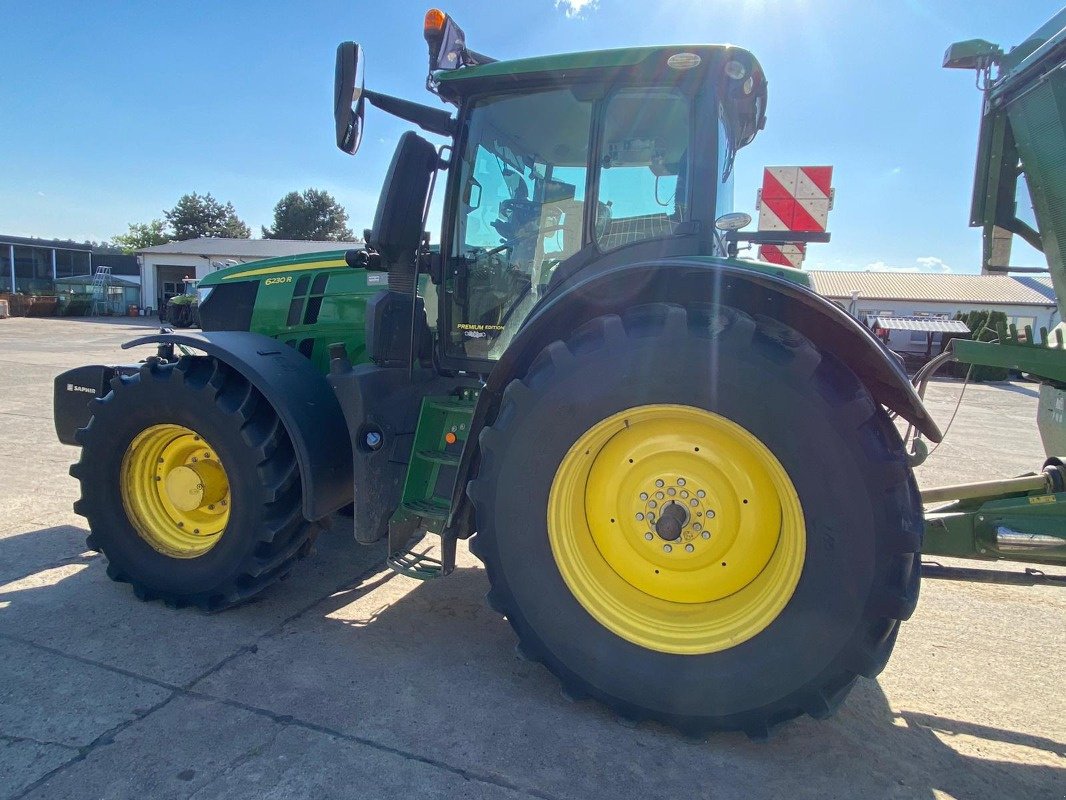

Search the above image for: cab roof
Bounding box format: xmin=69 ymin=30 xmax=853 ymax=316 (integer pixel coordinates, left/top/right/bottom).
xmin=434 ymin=44 xmax=758 ymax=88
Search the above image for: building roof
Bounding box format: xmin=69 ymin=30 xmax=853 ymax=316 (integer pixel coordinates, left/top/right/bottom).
xmin=808 ymin=271 xmax=1056 ymax=306
xmin=137 ymin=238 xmax=363 ymax=259
xmin=871 ymin=316 xmax=971 ymax=333
xmin=54 ymin=274 xmax=141 ymax=288
xmin=1 ymin=234 xmax=94 ymax=252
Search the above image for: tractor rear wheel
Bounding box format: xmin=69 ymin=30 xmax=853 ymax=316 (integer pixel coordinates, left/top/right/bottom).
xmin=72 ymin=357 xmax=320 ymax=609
xmin=469 ymin=303 xmax=922 ymax=737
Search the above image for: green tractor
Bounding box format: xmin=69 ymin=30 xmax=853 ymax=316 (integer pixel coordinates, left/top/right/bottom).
xmin=161 ymin=278 xmax=202 ymax=329
xmin=54 ymin=9 xmax=943 ymax=737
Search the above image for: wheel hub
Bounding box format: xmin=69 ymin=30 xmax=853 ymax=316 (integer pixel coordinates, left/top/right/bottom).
xmin=653 ymin=500 xmax=688 ymax=541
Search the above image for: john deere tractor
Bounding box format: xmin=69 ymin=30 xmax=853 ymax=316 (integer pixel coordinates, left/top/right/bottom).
xmin=54 ymin=10 xmax=943 ymax=737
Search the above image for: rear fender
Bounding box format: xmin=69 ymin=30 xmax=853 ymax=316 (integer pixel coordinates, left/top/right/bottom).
xmin=446 ymin=259 xmax=938 ymax=535
xmin=121 ymin=331 xmax=353 ymax=521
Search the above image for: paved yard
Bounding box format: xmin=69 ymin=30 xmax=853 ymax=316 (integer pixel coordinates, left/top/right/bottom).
xmin=0 ymin=316 xmax=1063 ymax=800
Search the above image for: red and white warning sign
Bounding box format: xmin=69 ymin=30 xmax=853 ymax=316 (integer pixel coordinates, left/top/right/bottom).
xmin=756 ymin=166 xmax=834 ymax=268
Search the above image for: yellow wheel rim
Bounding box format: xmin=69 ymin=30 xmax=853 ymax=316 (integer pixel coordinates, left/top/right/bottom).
xmin=547 ymin=404 xmax=805 ymax=655
xmin=120 ymin=424 xmax=231 ymax=558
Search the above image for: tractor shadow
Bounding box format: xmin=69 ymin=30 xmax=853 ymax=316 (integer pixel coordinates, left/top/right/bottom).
xmin=0 ymin=526 xmax=1062 ymax=800
xmin=276 ymin=561 xmax=1066 ymax=800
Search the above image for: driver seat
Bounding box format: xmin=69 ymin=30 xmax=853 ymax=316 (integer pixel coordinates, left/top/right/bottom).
xmin=533 ymin=199 xmax=584 ymax=288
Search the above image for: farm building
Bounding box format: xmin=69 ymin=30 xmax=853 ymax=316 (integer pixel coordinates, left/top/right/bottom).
xmin=808 ymin=271 xmax=1057 ymax=354
xmin=137 ymin=238 xmax=362 ymax=313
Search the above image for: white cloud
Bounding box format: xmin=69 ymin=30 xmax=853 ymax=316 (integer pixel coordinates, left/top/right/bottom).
xmin=916 ymin=256 xmax=952 ymax=273
xmin=555 ymin=0 xmax=599 ymax=18
xmin=864 ymin=257 xmax=952 ymax=273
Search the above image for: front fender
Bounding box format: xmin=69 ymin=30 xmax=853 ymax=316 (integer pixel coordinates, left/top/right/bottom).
xmin=122 ymin=331 xmax=353 ymax=521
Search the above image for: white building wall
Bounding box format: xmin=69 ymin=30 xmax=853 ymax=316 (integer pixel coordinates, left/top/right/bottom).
xmin=838 ymin=299 xmax=1058 ymax=353
xmin=139 ymin=254 xmax=212 ymax=313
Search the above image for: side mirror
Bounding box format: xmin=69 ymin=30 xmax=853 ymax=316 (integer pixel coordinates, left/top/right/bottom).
xmin=715 ymin=212 xmax=752 ymax=231
xmin=334 ymin=42 xmax=365 ymax=154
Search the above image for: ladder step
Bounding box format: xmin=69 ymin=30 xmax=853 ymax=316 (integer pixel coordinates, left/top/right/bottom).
xmin=401 ymin=498 xmax=450 ymax=519
xmin=386 ymin=548 xmax=445 ymax=581
xmin=424 ymin=399 xmax=474 ymax=413
xmin=416 ymin=449 xmax=460 ymax=466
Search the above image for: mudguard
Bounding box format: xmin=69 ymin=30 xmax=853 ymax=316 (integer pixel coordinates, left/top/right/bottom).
xmin=121 ymin=331 xmax=353 ymax=521
xmin=445 ymin=258 xmax=939 ymax=534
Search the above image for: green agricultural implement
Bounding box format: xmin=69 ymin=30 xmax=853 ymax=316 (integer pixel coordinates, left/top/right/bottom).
xmin=919 ymin=9 xmax=1066 ymax=578
xmin=52 ymin=9 xmax=1063 ymax=736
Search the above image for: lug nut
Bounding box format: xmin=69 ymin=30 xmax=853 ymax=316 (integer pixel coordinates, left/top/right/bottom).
xmin=680 ymin=490 xmax=689 ymax=499
xmin=655 ymin=491 xmax=664 ymax=500
xmin=706 ymin=510 xmax=715 ymax=518
xmin=644 ymin=532 xmax=654 ymax=541
xmin=685 ymin=544 xmax=695 ymax=553
xmin=696 ymin=490 xmax=706 ymax=498
xmin=640 ymin=492 xmax=648 ymax=501
xmin=667 ymin=488 xmax=676 ymax=496
xmin=693 ymin=523 xmax=701 ymax=531
xmin=649 ymin=501 xmax=657 ymax=509
xmin=677 ymin=478 xmax=686 ymax=486
xmin=636 ymin=512 xmax=645 ymax=521
xmin=689 ymin=498 xmax=698 ymax=507
xmin=663 ymin=544 xmax=672 ymax=553
xmin=655 ymin=479 xmax=665 ymax=488
xmin=702 ymin=531 xmax=711 ymax=539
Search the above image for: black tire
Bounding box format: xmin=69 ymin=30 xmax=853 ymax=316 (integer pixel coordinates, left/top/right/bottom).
xmin=72 ymin=357 xmax=320 ymax=610
xmin=469 ymin=303 xmax=922 ymax=737
xmin=172 ymin=305 xmax=194 ymax=328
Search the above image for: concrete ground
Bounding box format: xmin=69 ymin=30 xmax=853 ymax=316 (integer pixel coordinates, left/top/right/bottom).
xmin=0 ymin=316 xmax=1063 ymax=800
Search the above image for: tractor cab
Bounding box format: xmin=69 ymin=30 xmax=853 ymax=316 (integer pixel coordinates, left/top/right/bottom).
xmin=334 ymin=10 xmax=768 ymax=371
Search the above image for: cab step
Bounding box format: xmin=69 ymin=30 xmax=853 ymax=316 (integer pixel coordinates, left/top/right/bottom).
xmin=385 ymin=389 xmax=478 ymax=580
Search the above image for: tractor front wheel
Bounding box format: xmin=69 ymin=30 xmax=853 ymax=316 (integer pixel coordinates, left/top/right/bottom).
xmin=72 ymin=357 xmax=320 ymax=609
xmin=469 ymin=303 xmax=922 ymax=737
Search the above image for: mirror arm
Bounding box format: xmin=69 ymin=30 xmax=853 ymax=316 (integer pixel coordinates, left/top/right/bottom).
xmin=364 ymin=90 xmax=455 ymax=137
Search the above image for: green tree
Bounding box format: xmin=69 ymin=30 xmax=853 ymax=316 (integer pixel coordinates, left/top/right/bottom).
xmin=112 ymin=220 xmax=172 ymax=254
xmin=948 ymin=310 xmax=1010 ymax=381
xmin=262 ymin=188 xmax=354 ymax=241
xmin=165 ymin=192 xmax=251 ymax=240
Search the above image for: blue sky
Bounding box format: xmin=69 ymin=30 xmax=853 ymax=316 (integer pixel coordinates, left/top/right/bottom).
xmin=1 ymin=1 xmax=1060 ymax=272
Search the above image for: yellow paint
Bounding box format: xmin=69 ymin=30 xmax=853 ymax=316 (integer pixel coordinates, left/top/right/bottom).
xmin=547 ymin=404 xmax=805 ymax=655
xmin=120 ymin=424 xmax=231 ymax=558
xmin=1029 ymin=494 xmax=1057 ymax=505
xmin=222 ymin=259 xmax=347 ymax=280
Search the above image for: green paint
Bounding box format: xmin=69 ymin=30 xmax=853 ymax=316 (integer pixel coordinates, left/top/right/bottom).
xmin=198 ymin=252 xmax=384 ymax=373
xmin=924 ymin=490 xmax=1066 ymax=567
xmin=435 ymin=45 xmax=742 ymax=85
xmin=710 ymin=256 xmax=812 ymax=288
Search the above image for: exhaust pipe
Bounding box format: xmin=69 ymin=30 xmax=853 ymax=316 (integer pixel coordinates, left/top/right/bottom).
xmin=995 ymin=527 xmax=1066 ymax=554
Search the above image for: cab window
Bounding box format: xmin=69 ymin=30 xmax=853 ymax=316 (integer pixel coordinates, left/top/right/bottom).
xmin=447 ymin=88 xmax=593 ymax=360
xmin=594 ymin=89 xmax=691 ymax=251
